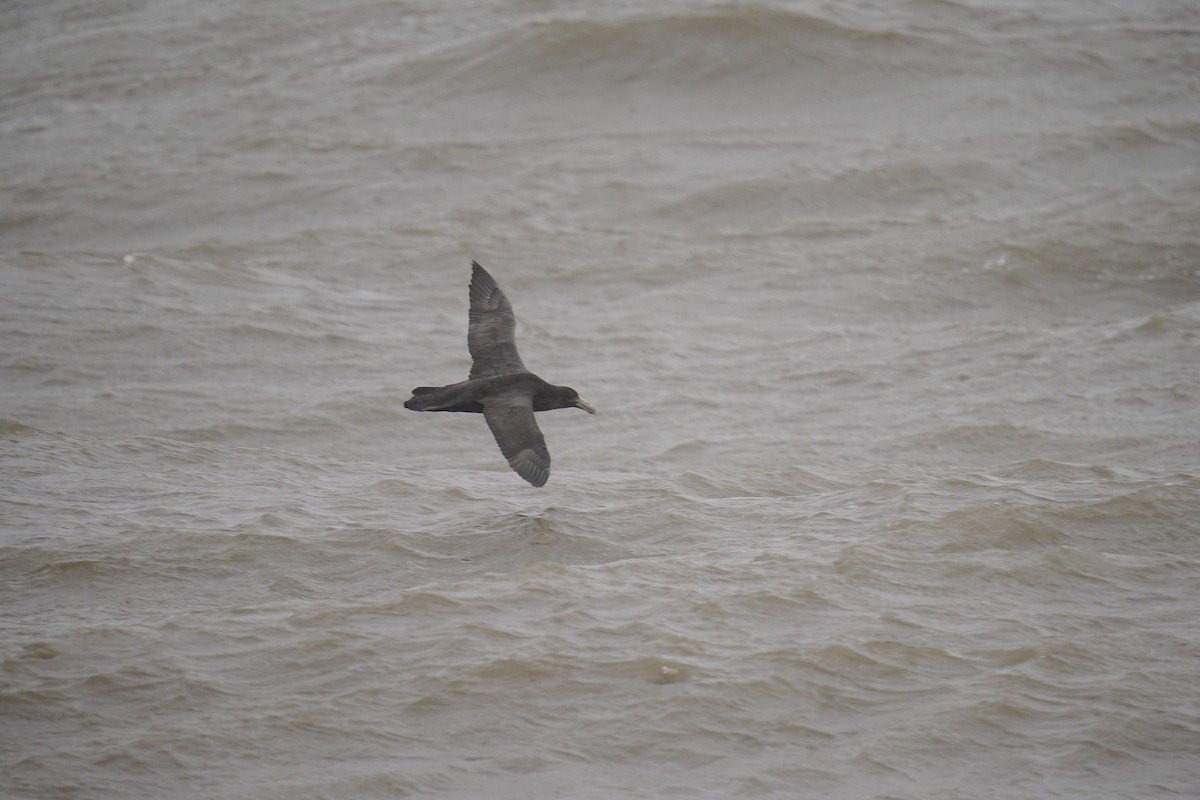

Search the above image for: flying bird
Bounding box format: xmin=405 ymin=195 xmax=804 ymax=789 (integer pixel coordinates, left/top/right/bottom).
xmin=404 ymin=261 xmax=595 ymax=487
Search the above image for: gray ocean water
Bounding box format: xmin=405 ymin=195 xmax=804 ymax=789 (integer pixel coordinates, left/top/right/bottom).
xmin=3 ymin=1 xmax=1199 ymax=797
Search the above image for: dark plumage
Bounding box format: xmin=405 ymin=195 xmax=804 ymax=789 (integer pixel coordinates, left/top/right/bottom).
xmin=404 ymin=261 xmax=595 ymax=487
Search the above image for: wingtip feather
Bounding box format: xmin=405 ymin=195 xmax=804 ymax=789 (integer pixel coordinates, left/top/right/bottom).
xmin=468 ymin=262 xmax=507 ymax=315
xmin=508 ymin=448 xmax=550 ymax=487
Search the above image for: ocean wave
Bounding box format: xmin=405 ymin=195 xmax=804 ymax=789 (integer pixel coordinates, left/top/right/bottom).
xmin=649 ymin=156 xmax=999 ymax=228
xmin=389 ymin=4 xmax=960 ymax=101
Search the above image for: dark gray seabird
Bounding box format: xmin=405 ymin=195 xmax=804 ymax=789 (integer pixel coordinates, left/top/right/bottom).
xmin=404 ymin=261 xmax=595 ymax=487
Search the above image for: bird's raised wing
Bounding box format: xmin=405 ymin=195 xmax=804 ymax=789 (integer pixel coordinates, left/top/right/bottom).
xmin=483 ymin=401 xmax=550 ymax=487
xmin=468 ymin=261 xmax=528 ymax=380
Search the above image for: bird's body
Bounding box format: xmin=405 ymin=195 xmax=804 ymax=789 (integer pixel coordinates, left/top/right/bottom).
xmin=407 ymin=373 xmax=582 ymax=414
xmin=404 ymin=262 xmax=594 ymax=487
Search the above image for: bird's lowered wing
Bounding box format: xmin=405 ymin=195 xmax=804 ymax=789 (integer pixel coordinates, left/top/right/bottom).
xmin=468 ymin=261 xmax=528 ymax=380
xmin=483 ymin=402 xmax=550 ymax=487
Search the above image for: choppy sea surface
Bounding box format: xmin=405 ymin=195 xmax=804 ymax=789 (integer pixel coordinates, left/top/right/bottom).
xmin=3 ymin=1 xmax=1199 ymax=797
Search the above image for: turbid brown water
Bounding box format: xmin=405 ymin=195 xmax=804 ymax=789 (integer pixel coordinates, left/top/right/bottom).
xmin=2 ymin=1 xmax=1199 ymax=798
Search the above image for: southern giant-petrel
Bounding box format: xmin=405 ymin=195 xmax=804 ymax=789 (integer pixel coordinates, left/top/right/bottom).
xmin=404 ymin=261 xmax=595 ymax=487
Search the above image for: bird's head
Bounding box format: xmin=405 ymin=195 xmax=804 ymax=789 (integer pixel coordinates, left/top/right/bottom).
xmin=558 ymin=386 xmax=596 ymax=414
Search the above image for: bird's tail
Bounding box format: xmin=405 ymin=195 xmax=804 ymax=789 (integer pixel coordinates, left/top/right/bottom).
xmin=404 ymin=387 xmax=441 ymax=411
